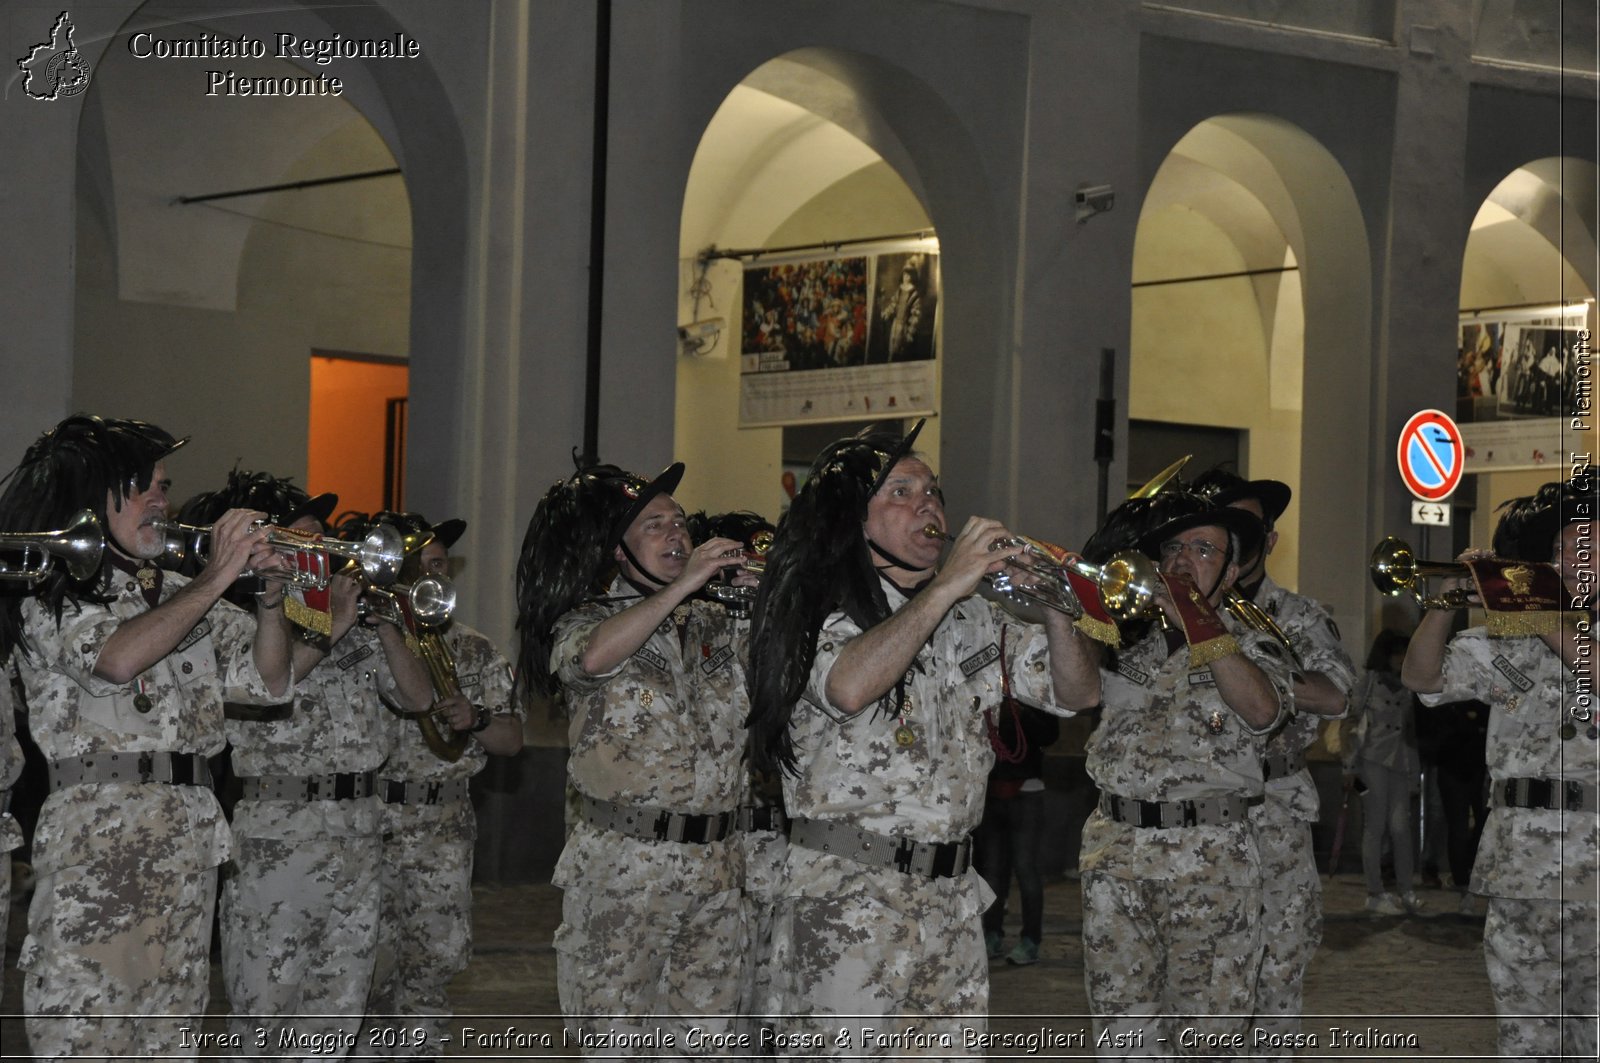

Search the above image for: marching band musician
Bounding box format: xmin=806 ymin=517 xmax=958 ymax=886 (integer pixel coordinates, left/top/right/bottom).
xmin=1402 ymin=468 xmax=1597 ymax=1061
xmin=1076 ymin=489 xmax=1292 ymax=1055
xmin=687 ymin=508 xmax=785 ymax=1036
xmin=363 ymin=511 xmax=522 ymax=1058
xmin=746 ymin=420 xmax=1099 ymax=1053
xmin=1189 ymin=467 xmax=1357 ymax=1047
xmin=0 ymin=417 xmax=294 ymax=1059
xmin=177 ymin=477 xmax=433 ymax=1056
xmin=516 ymin=460 xmax=755 ymax=1052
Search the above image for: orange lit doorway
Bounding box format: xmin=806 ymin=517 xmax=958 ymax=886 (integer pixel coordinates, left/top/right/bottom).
xmin=308 ymin=350 xmax=408 ymax=517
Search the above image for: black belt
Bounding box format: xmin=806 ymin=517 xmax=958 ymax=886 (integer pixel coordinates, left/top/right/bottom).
xmin=737 ymin=804 xmax=790 ymax=835
xmin=788 ymin=817 xmax=972 ymax=879
xmin=1100 ymin=793 xmax=1263 ymax=829
xmin=381 ymin=777 xmax=469 ymax=806
xmin=48 ymin=751 xmax=212 ymax=791
xmin=242 ymin=771 xmax=377 ymax=802
xmin=1494 ymin=777 xmax=1600 ymax=814
xmin=580 ymin=794 xmax=736 ymax=845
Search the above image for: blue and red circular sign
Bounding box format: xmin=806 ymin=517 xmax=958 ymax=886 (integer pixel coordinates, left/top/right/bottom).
xmin=1397 ymin=409 xmax=1464 ymax=502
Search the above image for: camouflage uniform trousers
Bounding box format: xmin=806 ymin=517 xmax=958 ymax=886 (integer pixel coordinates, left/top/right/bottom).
xmin=1249 ymin=811 xmax=1321 ymax=1054
xmin=1081 ymin=871 xmax=1264 ymax=1058
xmin=769 ymin=888 xmax=988 ymax=1058
xmin=1483 ymin=895 xmax=1599 ymax=1061
xmin=555 ymin=883 xmax=748 ymax=1056
xmin=367 ymin=815 xmax=476 ymax=1057
xmin=221 ymin=832 xmax=383 ymax=1056
xmin=21 ymin=862 xmax=215 ymax=1061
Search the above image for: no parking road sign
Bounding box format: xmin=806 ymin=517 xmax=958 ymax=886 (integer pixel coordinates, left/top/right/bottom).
xmin=1397 ymin=409 xmax=1464 ymax=502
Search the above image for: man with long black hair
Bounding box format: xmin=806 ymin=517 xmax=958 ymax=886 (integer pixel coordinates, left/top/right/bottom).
xmin=0 ymin=415 xmax=293 ymax=1059
xmin=747 ymin=420 xmax=1100 ymax=1053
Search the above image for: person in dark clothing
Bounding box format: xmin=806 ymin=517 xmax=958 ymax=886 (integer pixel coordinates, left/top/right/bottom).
xmin=1418 ymin=698 xmax=1490 ymax=899
xmin=976 ymin=681 xmax=1061 ymax=966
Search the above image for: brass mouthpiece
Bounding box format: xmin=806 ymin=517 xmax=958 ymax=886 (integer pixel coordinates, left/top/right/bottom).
xmin=921 ymin=523 xmax=955 ymax=543
xmin=665 ymin=549 xmax=690 ymax=560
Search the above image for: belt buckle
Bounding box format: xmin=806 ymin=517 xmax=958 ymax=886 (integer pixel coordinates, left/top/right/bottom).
xmin=304 ymin=776 xmax=321 ymax=800
xmin=426 ymin=781 xmax=442 ymax=805
xmin=929 ymin=842 xmax=958 ymax=878
xmin=652 ymin=810 xmax=674 ymax=842
xmin=893 ymin=837 xmax=917 ymax=874
xmin=1566 ymin=781 xmax=1584 ymax=812
xmin=170 ymin=755 xmax=195 ymax=786
xmin=1139 ymin=802 xmax=1162 ymax=829
xmin=334 ymin=775 xmax=356 ymax=801
xmin=1179 ymin=802 xmax=1199 ymax=828
xmin=137 ymin=752 xmax=155 ymax=783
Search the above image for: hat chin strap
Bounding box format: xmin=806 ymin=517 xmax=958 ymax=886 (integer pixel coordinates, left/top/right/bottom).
xmin=618 ymin=540 xmax=670 ymax=589
xmin=868 ymin=538 xmax=931 ymax=574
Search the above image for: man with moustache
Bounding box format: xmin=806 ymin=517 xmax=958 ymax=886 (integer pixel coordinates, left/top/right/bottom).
xmin=747 ymin=420 xmax=1101 ymax=1053
xmin=516 ymin=460 xmax=755 ymax=1051
xmin=0 ymin=415 xmax=293 ymax=1059
xmin=1077 ymin=489 xmax=1293 ymax=1054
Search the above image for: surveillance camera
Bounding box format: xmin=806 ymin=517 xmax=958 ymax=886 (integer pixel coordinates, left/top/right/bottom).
xmin=1075 ymin=184 xmax=1114 ymax=211
xmin=677 ymin=318 xmax=724 ymax=343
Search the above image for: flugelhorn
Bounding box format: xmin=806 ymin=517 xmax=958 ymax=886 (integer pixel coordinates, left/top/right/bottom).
xmin=1369 ymin=536 xmax=1481 ymax=609
xmin=155 ymin=518 xmax=405 ymax=590
xmin=921 ymin=524 xmax=1161 ymax=621
xmin=0 ymin=510 xmax=105 ymax=584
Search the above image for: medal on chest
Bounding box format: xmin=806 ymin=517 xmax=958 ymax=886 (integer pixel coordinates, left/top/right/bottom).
xmin=136 ymin=564 xmax=159 ymax=591
xmin=1207 ymin=710 xmax=1226 ymax=735
xmin=895 ymin=690 xmax=918 ymax=748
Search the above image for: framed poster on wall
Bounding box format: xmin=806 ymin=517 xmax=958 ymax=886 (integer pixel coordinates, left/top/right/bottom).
xmin=1457 ymin=307 xmax=1592 ymax=473
xmin=738 ymin=249 xmax=939 ymax=427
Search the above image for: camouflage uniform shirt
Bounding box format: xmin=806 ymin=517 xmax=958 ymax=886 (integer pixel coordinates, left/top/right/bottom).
xmin=16 ymin=574 xmax=276 ymax=878
xmin=783 ymin=582 xmax=1066 ymax=916
xmin=551 ymin=577 xmax=749 ymax=895
xmin=1253 ymin=575 xmax=1356 ymax=821
xmin=1085 ymin=619 xmax=1293 ymax=884
xmin=1422 ymin=627 xmax=1598 ymax=900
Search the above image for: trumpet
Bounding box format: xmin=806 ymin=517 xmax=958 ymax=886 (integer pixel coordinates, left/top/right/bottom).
xmin=1370 ymin=536 xmax=1478 ymax=609
xmin=699 ymin=529 xmax=773 ymax=616
xmin=0 ymin=510 xmax=105 ymax=584
xmin=921 ymin=524 xmax=1161 ymax=621
xmin=359 ymin=576 xmax=457 ymax=630
xmin=156 ymin=518 xmax=404 ymax=590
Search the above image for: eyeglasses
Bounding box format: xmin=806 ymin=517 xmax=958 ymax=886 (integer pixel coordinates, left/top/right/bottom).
xmin=1159 ymin=538 xmax=1224 ymax=562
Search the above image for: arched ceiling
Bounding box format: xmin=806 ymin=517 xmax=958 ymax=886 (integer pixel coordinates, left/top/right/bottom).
xmin=84 ymin=1 xmax=407 ymax=311
xmin=1463 ymin=158 xmax=1598 ymax=305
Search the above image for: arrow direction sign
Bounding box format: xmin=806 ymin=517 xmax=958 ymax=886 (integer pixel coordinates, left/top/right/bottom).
xmin=1398 ymin=409 xmax=1465 ymax=502
xmin=1411 ymin=501 xmax=1452 ymax=526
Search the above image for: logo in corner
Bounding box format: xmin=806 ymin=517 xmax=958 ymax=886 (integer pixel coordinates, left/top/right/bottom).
xmin=18 ymin=12 xmax=93 ymax=101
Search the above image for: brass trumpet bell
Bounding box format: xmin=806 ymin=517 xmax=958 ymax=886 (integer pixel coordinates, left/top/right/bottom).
xmin=1369 ymin=536 xmax=1475 ymax=609
xmin=360 ymin=576 xmax=457 ymax=629
xmin=0 ymin=510 xmax=105 ymax=584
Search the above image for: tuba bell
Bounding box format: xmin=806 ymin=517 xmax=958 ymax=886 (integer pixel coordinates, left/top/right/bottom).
xmin=0 ymin=510 xmax=105 ymax=585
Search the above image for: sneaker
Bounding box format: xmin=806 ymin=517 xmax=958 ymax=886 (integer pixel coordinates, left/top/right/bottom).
xmin=1401 ymin=891 xmax=1426 ymax=914
xmin=985 ymin=929 xmax=1004 ymax=960
xmin=1006 ymin=937 xmax=1040 ymax=966
xmin=1366 ymin=892 xmax=1405 ymax=916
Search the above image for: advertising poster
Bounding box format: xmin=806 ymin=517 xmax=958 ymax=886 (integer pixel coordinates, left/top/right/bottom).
xmin=740 ymin=251 xmax=939 ymax=427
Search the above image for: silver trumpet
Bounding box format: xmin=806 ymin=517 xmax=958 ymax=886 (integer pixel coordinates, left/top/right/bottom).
xmin=360 ymin=576 xmax=457 ymax=629
xmin=0 ymin=510 xmax=105 ymax=584
xmin=921 ymin=524 xmax=1161 ymax=621
xmin=155 ymin=519 xmax=404 ymax=590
